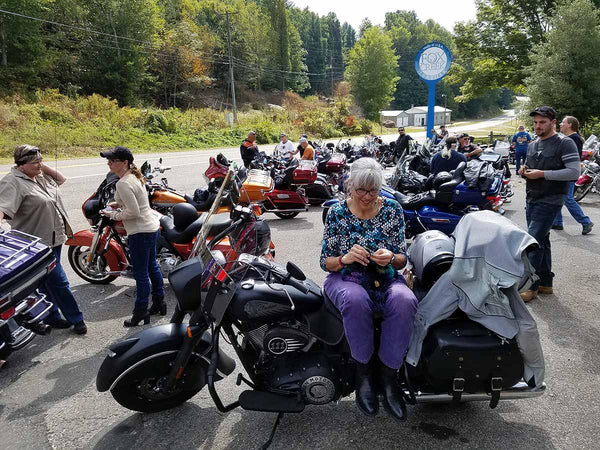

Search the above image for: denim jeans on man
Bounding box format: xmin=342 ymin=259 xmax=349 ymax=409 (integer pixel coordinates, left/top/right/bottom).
xmin=526 ymin=202 xmax=563 ymax=289
xmin=553 ymin=181 xmax=592 ymax=227
xmin=515 ymin=150 xmax=527 ymax=173
xmin=40 ymin=246 xmax=84 ymax=325
xmin=128 ymin=230 xmax=164 ymax=311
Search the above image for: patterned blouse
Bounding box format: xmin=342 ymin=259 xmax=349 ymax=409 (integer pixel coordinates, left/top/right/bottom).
xmin=320 ymin=198 xmax=406 ymax=272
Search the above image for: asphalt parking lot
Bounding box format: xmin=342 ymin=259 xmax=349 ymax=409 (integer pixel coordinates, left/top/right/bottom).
xmin=1 ymin=150 xmax=599 ymax=449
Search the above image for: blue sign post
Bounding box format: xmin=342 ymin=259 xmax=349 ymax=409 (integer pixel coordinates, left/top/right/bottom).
xmin=415 ymin=42 xmax=452 ymax=139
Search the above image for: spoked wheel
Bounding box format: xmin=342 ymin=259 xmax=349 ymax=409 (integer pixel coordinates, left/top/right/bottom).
xmin=574 ymin=184 xmax=592 ymax=202
xmin=110 ymin=354 xmax=205 ymax=413
xmin=274 ymin=211 xmax=300 ymax=219
xmin=67 ymin=245 xmax=118 ymax=284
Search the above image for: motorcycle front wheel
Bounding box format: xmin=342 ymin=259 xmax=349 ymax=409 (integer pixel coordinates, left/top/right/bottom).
xmin=67 ymin=246 xmax=118 ymax=284
xmin=574 ymin=184 xmax=592 ymax=202
xmin=110 ymin=355 xmax=204 ymax=413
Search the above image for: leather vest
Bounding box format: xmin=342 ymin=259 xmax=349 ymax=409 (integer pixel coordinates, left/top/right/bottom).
xmin=525 ymin=136 xmax=569 ymax=200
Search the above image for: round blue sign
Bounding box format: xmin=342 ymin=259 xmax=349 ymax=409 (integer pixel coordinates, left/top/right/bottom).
xmin=415 ymin=42 xmax=452 ymax=83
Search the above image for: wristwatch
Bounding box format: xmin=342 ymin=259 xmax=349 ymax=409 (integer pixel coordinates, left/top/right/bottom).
xmin=389 ymin=253 xmax=396 ymax=266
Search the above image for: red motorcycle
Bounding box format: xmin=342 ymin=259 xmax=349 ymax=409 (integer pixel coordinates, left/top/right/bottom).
xmin=65 ymin=172 xmax=273 ymax=284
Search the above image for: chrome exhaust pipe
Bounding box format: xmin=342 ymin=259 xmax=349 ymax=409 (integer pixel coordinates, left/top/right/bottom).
xmin=411 ymin=381 xmax=546 ymax=403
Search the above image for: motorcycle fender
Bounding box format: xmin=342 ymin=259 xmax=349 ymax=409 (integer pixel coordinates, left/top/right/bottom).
xmin=576 ymin=174 xmax=591 ymax=186
xmin=68 ymin=231 xmax=127 ymax=272
xmin=96 ymin=324 xmax=236 ymax=392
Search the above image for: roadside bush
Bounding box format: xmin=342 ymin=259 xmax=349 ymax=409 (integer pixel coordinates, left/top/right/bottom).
xmin=144 ymin=111 xmax=177 ymax=134
xmin=581 ymin=116 xmax=600 ymax=138
xmin=37 ymin=105 xmax=74 ymax=124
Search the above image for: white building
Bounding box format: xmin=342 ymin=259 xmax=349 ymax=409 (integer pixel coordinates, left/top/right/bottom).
xmin=380 ymin=106 xmax=452 ymax=127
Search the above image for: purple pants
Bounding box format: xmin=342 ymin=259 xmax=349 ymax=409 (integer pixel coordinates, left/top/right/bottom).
xmin=324 ymin=272 xmax=418 ymax=369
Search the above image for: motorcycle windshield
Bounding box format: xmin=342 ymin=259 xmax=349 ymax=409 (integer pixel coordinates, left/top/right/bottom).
xmin=189 ymin=170 xmax=260 ymax=325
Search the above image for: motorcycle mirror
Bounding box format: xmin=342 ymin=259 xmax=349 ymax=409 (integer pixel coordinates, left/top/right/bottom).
xmin=159 ymin=158 xmax=163 ymax=164
xmin=286 ymin=262 xmax=306 ymax=281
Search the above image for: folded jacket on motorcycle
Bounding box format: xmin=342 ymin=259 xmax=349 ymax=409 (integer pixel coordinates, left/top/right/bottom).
xmin=406 ymin=211 xmax=546 ymax=388
xmin=463 ymin=159 xmax=496 ymax=192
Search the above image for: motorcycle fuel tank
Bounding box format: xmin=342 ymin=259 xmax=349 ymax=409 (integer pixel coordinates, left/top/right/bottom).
xmin=229 ymin=279 xmax=323 ymax=322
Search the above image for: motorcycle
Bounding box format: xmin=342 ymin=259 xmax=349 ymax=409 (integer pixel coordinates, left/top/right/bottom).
xmin=242 ymin=153 xmax=309 ymax=219
xmin=66 ymin=170 xmax=272 ymax=284
xmin=0 ymin=230 xmax=55 ymax=360
xmin=574 ymin=152 xmax=600 ymax=202
xmin=322 ymin=162 xmax=504 ymax=237
xmin=96 ymin=176 xmax=545 ymax=449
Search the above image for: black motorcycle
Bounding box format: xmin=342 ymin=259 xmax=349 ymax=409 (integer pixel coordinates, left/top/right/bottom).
xmin=96 ymin=173 xmax=545 ymax=448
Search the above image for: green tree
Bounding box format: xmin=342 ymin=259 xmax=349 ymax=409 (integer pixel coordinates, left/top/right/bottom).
xmin=525 ymin=0 xmax=600 ymax=122
xmin=346 ymin=26 xmax=399 ymax=120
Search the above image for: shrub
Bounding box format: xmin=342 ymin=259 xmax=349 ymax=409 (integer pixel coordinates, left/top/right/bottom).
xmin=581 ymin=116 xmax=600 ymax=138
xmin=144 ymin=111 xmax=177 ymax=134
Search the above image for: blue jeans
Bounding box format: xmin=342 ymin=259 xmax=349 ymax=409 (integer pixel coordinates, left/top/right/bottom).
xmin=526 ymin=201 xmax=564 ymax=289
xmin=40 ymin=246 xmax=84 ymax=325
xmin=515 ymin=149 xmax=527 ymax=173
xmin=553 ymin=181 xmax=591 ymax=227
xmin=128 ymin=230 xmax=164 ymax=312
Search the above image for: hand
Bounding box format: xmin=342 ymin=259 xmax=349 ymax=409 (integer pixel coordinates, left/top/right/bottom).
xmin=370 ymin=248 xmax=394 ymax=267
xmin=341 ymin=244 xmax=370 ymax=266
xmin=518 ymin=165 xmax=529 ymax=176
xmin=522 ymin=169 xmax=545 ymax=179
xmin=107 ymin=202 xmax=119 ymax=208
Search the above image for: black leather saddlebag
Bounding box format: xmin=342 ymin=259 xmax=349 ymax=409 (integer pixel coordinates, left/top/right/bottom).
xmin=421 ymin=317 xmax=523 ymax=407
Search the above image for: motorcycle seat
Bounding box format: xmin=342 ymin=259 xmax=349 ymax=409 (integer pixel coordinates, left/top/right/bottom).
xmin=160 ymin=213 xmax=233 ymax=244
xmin=398 ymin=191 xmax=443 ymax=210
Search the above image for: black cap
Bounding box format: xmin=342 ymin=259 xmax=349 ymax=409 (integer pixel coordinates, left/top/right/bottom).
xmin=529 ymin=106 xmax=556 ymax=120
xmin=458 ymin=132 xmax=470 ymax=139
xmin=100 ymin=146 xmax=134 ymax=163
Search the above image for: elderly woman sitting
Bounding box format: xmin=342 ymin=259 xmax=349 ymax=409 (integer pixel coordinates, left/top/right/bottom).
xmin=320 ymin=158 xmax=418 ymax=420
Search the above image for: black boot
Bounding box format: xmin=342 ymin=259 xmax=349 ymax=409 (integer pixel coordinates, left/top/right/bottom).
xmin=355 ymin=362 xmax=379 ymax=416
xmin=124 ymin=308 xmax=150 ymax=327
xmin=148 ymin=295 xmax=167 ymax=316
xmin=380 ymin=364 xmax=407 ymax=421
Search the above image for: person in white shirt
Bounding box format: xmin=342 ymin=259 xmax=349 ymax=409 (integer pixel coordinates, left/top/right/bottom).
xmin=275 ymin=133 xmax=297 ymax=162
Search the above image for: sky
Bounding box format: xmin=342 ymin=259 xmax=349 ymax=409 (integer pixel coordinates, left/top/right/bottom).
xmin=289 ymin=0 xmax=478 ymax=33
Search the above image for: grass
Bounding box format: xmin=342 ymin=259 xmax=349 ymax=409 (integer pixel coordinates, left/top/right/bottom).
xmin=0 ymin=89 xmax=378 ymax=163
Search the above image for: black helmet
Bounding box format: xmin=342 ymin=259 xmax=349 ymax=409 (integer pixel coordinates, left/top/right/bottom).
xmin=433 ymin=171 xmax=453 ymax=190
xmin=172 ymin=203 xmax=199 ymax=230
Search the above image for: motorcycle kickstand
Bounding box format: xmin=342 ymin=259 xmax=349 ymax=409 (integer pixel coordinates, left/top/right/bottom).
xmin=260 ymin=412 xmax=284 ymax=450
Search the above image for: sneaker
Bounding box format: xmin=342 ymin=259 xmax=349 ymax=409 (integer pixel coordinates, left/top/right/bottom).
xmin=551 ymin=225 xmax=563 ymax=230
xmin=538 ymin=286 xmax=553 ymax=295
xmin=47 ymin=318 xmax=71 ymax=329
xmin=582 ymin=222 xmax=594 ymax=235
xmin=520 ymin=289 xmax=538 ymax=303
xmin=73 ymin=321 xmax=87 ymax=335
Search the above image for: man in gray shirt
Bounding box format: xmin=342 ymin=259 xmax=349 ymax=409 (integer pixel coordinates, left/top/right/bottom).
xmin=518 ymin=106 xmax=580 ymax=302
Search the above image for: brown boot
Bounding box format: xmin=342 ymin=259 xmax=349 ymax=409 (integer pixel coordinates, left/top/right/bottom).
xmin=520 ymin=289 xmax=538 ymax=303
xmin=538 ymin=286 xmax=553 ymax=295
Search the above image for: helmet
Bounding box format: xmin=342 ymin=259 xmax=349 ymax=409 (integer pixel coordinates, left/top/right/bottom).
xmin=172 ymin=203 xmax=200 ymax=230
xmin=408 ymin=230 xmax=455 ymax=290
xmin=432 ymin=171 xmax=453 ymax=190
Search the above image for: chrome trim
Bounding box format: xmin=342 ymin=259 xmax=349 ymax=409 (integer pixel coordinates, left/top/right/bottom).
xmin=24 ymin=301 xmax=53 ymax=324
xmin=412 ymin=381 xmax=546 ymax=403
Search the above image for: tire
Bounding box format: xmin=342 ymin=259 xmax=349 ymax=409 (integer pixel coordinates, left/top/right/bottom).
xmin=67 ymin=245 xmax=118 ymax=284
xmin=273 ymin=211 xmax=300 ymax=219
xmin=574 ymin=184 xmax=592 ymax=202
xmin=110 ymin=355 xmax=205 ymax=413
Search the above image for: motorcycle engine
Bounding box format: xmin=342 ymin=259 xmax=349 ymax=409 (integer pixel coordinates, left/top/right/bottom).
xmin=267 ymin=352 xmax=341 ymax=405
xmin=263 ymin=326 xmax=311 ymax=356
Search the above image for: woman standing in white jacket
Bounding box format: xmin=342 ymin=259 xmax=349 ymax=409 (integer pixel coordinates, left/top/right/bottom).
xmin=100 ymin=147 xmax=165 ymax=327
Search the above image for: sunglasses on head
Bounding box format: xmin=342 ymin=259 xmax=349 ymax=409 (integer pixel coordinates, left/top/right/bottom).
xmin=17 ymin=148 xmax=41 ymax=165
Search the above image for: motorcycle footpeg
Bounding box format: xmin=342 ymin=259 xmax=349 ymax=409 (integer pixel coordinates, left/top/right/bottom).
xmin=239 ymin=390 xmax=305 ymax=413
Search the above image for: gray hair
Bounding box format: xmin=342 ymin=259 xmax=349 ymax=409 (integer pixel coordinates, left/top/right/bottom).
xmin=347 ymin=157 xmax=383 ymax=192
xmin=518 ymin=125 xmax=525 ymax=131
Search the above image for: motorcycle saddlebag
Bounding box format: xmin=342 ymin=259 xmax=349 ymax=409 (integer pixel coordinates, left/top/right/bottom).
xmin=239 ymin=170 xmax=274 ymax=203
xmin=293 ymin=160 xmax=318 ymax=184
xmin=421 ymin=317 xmax=523 ymax=399
xmin=325 ymin=153 xmax=346 ymax=172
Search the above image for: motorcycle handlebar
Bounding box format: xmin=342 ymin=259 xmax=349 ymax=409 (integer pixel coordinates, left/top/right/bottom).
xmin=284 ymin=274 xmax=309 ymax=294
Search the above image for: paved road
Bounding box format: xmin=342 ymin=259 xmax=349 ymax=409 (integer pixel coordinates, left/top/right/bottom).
xmin=2 ymin=121 xmax=600 ymax=448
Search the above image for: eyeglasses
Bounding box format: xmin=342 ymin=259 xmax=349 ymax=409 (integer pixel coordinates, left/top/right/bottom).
xmin=107 ymin=159 xmax=123 ymax=163
xmin=355 ymin=188 xmax=379 ymax=197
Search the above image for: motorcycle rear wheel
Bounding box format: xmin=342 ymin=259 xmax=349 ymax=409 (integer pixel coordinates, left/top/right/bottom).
xmin=67 ymin=246 xmax=118 ymax=284
xmin=574 ymin=184 xmax=592 ymax=202
xmin=110 ymin=357 xmax=204 ymax=413
xmin=274 ymin=211 xmax=300 ymax=219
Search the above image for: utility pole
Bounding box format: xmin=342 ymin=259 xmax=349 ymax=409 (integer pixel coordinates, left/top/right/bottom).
xmin=330 ymin=53 xmax=334 ymax=95
xmin=225 ymin=11 xmax=237 ymax=123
